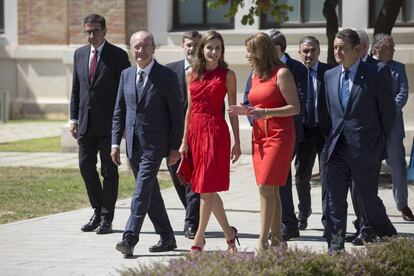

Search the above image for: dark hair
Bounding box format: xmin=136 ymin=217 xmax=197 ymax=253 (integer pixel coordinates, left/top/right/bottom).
xmin=83 ymin=14 xmax=106 ymax=30
xmin=182 ymin=31 xmax=201 ymax=43
xmin=336 ymin=29 xmax=360 ymax=47
xmin=268 ymin=29 xmax=287 ymax=52
xmin=299 ymin=36 xmax=320 ymax=48
xmin=245 ymin=32 xmax=284 ymax=80
xmin=192 ymin=30 xmax=228 ymax=79
xmin=371 ymin=33 xmax=392 ymax=50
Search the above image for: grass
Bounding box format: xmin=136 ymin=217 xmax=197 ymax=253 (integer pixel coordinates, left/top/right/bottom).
xmin=0 ymin=167 xmax=172 ymax=224
xmin=0 ymin=136 xmax=61 ymax=152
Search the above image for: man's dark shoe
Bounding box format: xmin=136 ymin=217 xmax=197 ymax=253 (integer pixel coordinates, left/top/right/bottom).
xmin=81 ymin=213 xmax=100 ymax=232
xmin=149 ymin=238 xmax=177 ymax=252
xmin=282 ymin=230 xmax=300 ymax=241
xmin=352 ymin=232 xmax=376 ymax=246
xmin=298 ymin=209 xmax=312 ymax=230
xmin=400 ymin=206 xmax=414 ymax=221
xmin=116 ymin=239 xmax=134 ymax=256
xmin=184 ymin=226 xmax=197 ymax=239
xmin=345 ymin=232 xmax=359 ymax=243
xmin=96 ymin=220 xmax=112 ymax=235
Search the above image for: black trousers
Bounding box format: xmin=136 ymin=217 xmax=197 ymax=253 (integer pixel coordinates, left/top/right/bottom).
xmin=77 ymin=133 xmax=119 ymax=222
xmin=168 ymin=161 xmax=200 ymax=230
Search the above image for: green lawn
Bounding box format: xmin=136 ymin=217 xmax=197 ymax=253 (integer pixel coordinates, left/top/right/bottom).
xmin=0 ymin=167 xmax=172 ymax=224
xmin=0 ymin=136 xmax=61 ymax=152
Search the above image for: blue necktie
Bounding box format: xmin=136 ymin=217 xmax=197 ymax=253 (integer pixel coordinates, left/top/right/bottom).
xmin=341 ymin=69 xmax=350 ymax=110
xmin=136 ymin=70 xmax=145 ymax=96
xmin=305 ymin=68 xmax=315 ymax=128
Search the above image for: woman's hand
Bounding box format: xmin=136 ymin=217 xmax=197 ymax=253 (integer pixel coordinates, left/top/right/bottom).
xmin=228 ymin=104 xmax=250 ymax=116
xmin=231 ymin=143 xmax=241 ymax=164
xmin=249 ymin=107 xmax=267 ymax=120
xmin=179 ymin=141 xmax=188 ymax=157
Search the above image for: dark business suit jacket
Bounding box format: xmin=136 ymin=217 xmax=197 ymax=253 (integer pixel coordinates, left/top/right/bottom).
xmin=166 ymin=60 xmax=188 ymax=110
xmin=324 ymin=61 xmax=396 ymax=166
xmin=315 ymin=62 xmax=335 ymax=138
xmin=70 ymin=41 xmax=130 ymax=136
xmin=112 ymin=61 xmax=183 ymax=160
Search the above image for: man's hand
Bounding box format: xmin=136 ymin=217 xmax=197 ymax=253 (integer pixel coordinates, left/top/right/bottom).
xmin=166 ymin=149 xmax=180 ymax=166
xmin=69 ymin=123 xmax=78 ymax=139
xmin=111 ymin=147 xmax=121 ymax=166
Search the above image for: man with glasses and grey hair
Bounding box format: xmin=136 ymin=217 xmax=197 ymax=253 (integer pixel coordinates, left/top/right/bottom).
xmin=70 ymin=14 xmax=130 ymax=235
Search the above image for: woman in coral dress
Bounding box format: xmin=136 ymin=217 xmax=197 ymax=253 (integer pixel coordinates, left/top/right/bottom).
xmin=179 ymin=31 xmax=241 ymax=252
xmin=229 ymin=32 xmax=299 ymax=253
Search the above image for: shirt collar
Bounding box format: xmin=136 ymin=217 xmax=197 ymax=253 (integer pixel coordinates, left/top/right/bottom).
xmin=137 ymin=59 xmax=155 ymax=76
xmin=280 ymin=53 xmax=287 ymax=64
xmin=362 ymin=53 xmax=369 ymax=62
xmin=90 ymin=40 xmax=105 ymax=54
xmin=184 ymin=59 xmax=191 ymax=71
xmin=310 ymin=61 xmax=319 ymax=73
xmin=342 ymin=58 xmax=360 ymax=76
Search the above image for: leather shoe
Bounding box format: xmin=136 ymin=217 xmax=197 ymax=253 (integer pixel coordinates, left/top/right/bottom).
xmin=96 ymin=220 xmax=112 ymax=234
xmin=298 ymin=210 xmax=312 ymax=230
xmin=184 ymin=226 xmax=197 ymax=239
xmin=116 ymin=239 xmax=134 ymax=256
xmin=345 ymin=232 xmax=359 ymax=243
xmin=352 ymin=232 xmax=376 ymax=246
xmin=149 ymin=238 xmax=177 ymax=252
xmin=81 ymin=213 xmax=100 ymax=232
xmin=282 ymin=230 xmax=300 ymax=241
xmin=400 ymin=206 xmax=414 ymax=221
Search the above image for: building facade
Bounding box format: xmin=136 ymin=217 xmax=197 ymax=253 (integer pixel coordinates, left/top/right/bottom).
xmin=1 ymin=0 xmax=413 ymax=151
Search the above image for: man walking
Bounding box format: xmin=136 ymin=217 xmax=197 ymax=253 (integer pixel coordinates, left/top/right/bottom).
xmin=69 ymin=14 xmax=130 ymax=234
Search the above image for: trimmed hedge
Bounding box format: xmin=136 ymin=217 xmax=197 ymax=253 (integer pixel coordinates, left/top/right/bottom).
xmin=120 ymin=238 xmax=414 ymax=276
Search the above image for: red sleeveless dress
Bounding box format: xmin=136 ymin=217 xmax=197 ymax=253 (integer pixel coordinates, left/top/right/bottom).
xmin=248 ymin=66 xmax=295 ymax=186
xmin=187 ymin=67 xmax=230 ymax=193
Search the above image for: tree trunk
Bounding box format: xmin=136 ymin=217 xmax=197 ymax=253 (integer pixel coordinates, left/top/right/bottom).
xmin=323 ymin=0 xmax=339 ymax=65
xmin=373 ymin=0 xmax=403 ymax=35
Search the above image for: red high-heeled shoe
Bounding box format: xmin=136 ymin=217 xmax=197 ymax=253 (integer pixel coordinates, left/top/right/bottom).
xmin=190 ymin=239 xmax=206 ymax=252
xmin=226 ymin=226 xmax=240 ymax=253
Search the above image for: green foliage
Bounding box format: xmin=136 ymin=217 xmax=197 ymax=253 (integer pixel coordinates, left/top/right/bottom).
xmin=0 ymin=136 xmax=61 ymax=152
xmin=0 ymin=167 xmax=172 ymax=224
xmin=206 ymin=0 xmax=293 ymax=25
xmin=119 ymin=238 xmax=414 ymax=276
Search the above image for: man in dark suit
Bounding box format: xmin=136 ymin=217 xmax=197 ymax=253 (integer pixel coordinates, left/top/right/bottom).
xmin=324 ymin=29 xmax=397 ymax=252
xmin=243 ymin=30 xmax=308 ymax=241
xmin=295 ymin=36 xmax=333 ymax=231
xmin=165 ymin=31 xmax=201 ymax=240
xmin=69 ymin=14 xmax=130 ymax=234
xmin=112 ymin=31 xmax=183 ymax=256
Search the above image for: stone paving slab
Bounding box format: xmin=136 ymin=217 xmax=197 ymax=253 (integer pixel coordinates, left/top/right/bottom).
xmin=0 ymin=158 xmax=413 ymax=275
xmin=0 ymin=121 xmax=65 ymax=143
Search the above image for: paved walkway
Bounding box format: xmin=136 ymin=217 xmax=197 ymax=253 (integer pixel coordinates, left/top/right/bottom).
xmin=0 ymin=122 xmax=413 ymax=275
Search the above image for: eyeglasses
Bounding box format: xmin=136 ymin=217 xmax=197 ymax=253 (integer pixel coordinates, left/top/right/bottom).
xmin=83 ymin=29 xmax=103 ymax=36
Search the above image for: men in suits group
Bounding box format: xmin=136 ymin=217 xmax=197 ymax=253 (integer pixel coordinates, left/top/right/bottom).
xmin=111 ymin=31 xmax=183 ymax=256
xmin=243 ymin=29 xmax=308 ymax=241
xmin=69 ymin=14 xmax=130 ymax=234
xmin=323 ymin=29 xmax=397 ymax=252
xmin=165 ymin=31 xmax=201 ymax=239
xmin=371 ymin=33 xmax=413 ymax=222
xmin=295 ymin=36 xmax=333 ymax=231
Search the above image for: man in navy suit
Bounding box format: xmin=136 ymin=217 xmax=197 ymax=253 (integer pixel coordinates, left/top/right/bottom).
xmin=69 ymin=14 xmax=130 ymax=234
xmin=165 ymin=31 xmax=201 ymax=239
xmin=295 ymin=36 xmax=333 ymax=231
xmin=371 ymin=33 xmax=413 ymax=221
xmin=324 ymin=29 xmax=397 ymax=252
xmin=111 ymin=31 xmax=183 ymax=256
xmin=243 ymin=30 xmax=308 ymax=241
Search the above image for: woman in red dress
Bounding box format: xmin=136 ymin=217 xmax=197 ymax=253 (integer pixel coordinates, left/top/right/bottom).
xmin=229 ymin=32 xmax=299 ymax=254
xmin=179 ymin=31 xmax=241 ymax=253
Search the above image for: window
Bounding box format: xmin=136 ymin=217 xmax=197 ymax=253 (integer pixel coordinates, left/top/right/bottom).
xmin=0 ymin=0 xmax=4 ymax=33
xmin=370 ymin=0 xmax=414 ymax=26
xmin=173 ymin=0 xmax=234 ymax=30
xmin=260 ymin=0 xmax=342 ymax=28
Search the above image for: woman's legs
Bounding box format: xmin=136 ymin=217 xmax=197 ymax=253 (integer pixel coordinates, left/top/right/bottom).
xmin=193 ymin=193 xmax=214 ymax=247
xmin=270 ymin=186 xmax=283 ymax=246
xmin=257 ymin=185 xmax=275 ymax=250
xmin=211 ymin=193 xmax=237 ymax=252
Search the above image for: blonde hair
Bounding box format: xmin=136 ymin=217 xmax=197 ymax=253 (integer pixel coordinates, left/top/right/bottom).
xmin=245 ymin=32 xmax=283 ymax=80
xmin=192 ymin=30 xmax=228 ymax=79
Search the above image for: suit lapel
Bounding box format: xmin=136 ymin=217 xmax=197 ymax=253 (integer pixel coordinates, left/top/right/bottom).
xmin=346 ymin=63 xmax=364 ymax=114
xmin=331 ymin=67 xmax=343 ymax=116
xmin=137 ymin=62 xmax=157 ymax=104
xmin=89 ymin=42 xmax=108 ymax=87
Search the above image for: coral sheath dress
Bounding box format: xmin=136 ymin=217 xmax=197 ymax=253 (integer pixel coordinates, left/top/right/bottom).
xmin=248 ymin=67 xmax=295 ymax=186
xmin=187 ymin=67 xmax=231 ymax=193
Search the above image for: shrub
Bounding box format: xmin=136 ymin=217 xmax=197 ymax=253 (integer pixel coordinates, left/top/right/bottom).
xmin=119 ymin=237 xmax=414 ymax=276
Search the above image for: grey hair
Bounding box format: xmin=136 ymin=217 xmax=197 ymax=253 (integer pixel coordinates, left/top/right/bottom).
xmin=355 ymin=28 xmax=369 ymax=46
xmin=371 ymin=33 xmax=393 ymax=50
xmin=299 ymin=36 xmax=320 ymax=49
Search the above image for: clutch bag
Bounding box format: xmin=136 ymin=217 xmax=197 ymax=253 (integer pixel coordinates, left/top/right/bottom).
xmin=176 ymin=154 xmax=193 ymax=185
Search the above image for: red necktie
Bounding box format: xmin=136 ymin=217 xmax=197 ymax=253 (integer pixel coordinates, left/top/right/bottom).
xmin=89 ymin=49 xmax=98 ymax=81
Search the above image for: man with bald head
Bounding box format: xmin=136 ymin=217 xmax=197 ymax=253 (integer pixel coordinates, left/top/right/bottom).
xmin=111 ymin=31 xmax=183 ymax=256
